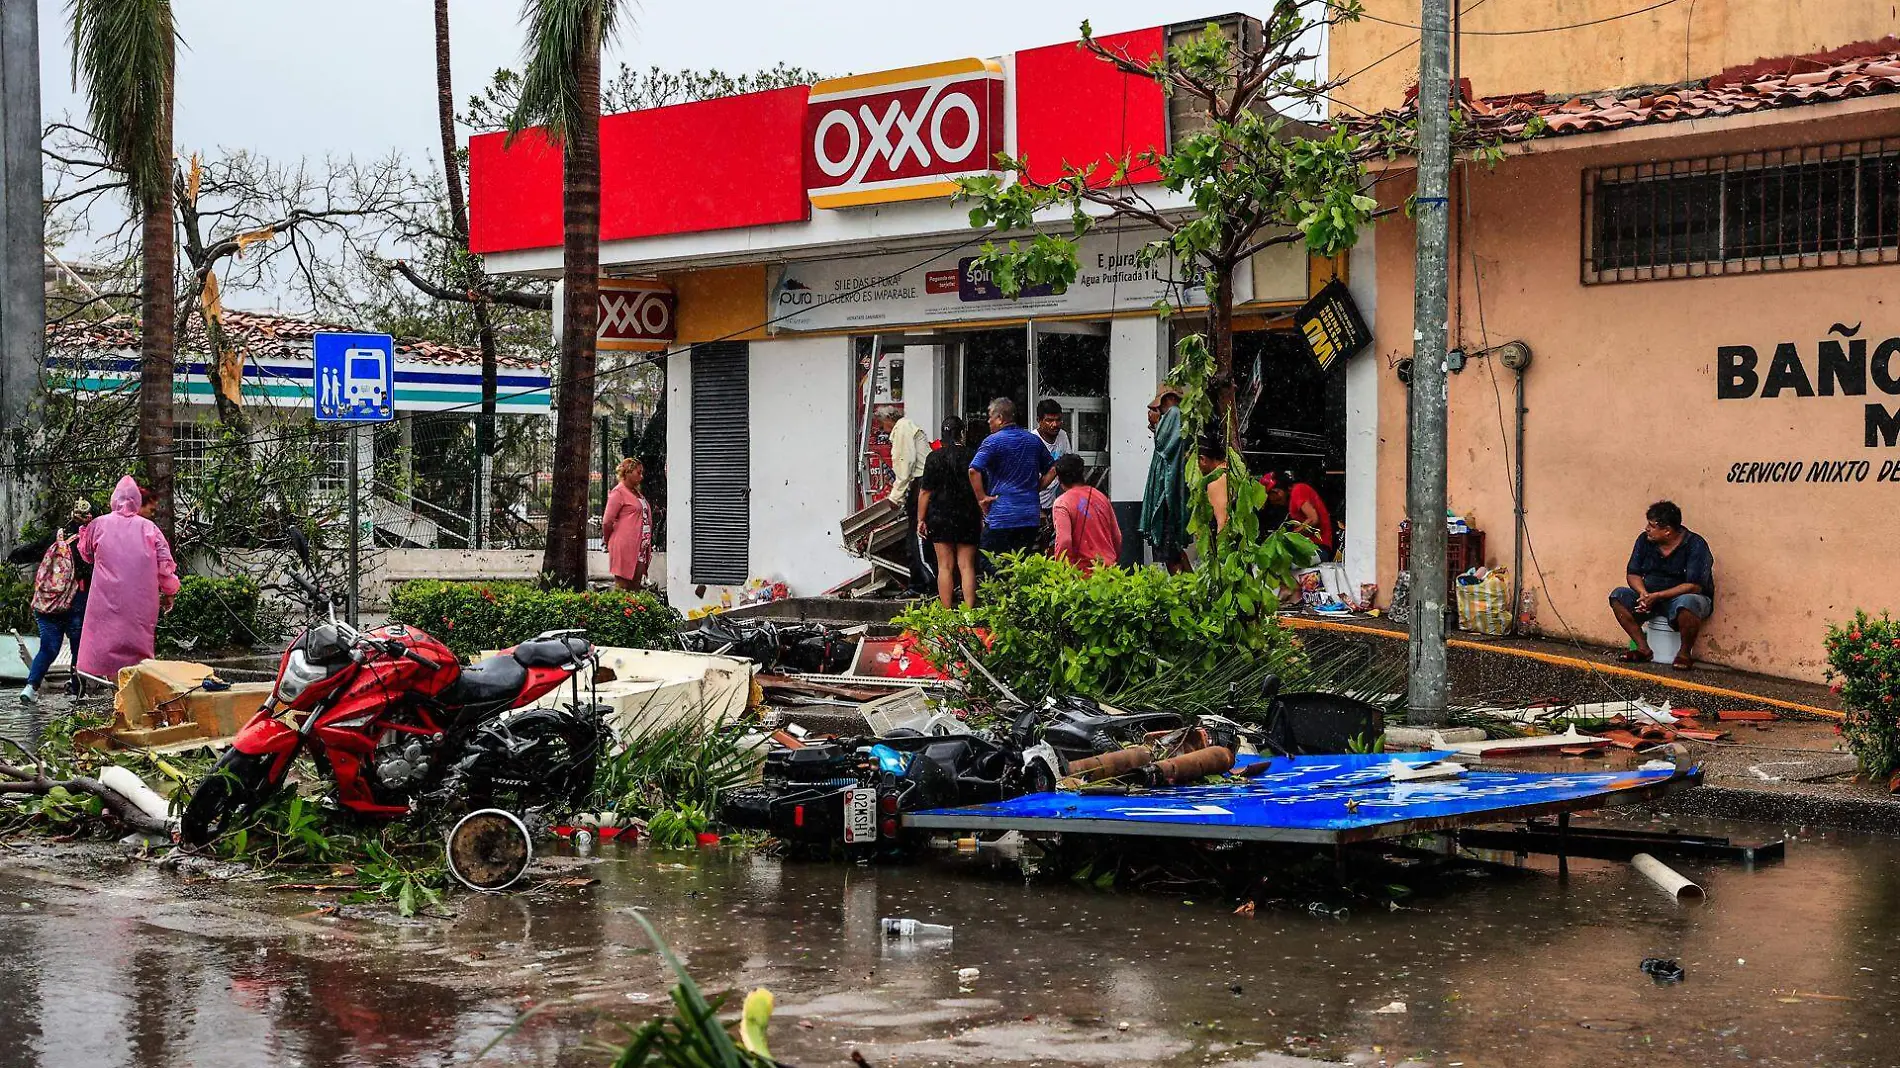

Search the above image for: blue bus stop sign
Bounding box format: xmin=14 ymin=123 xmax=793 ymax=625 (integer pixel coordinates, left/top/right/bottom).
xmin=312 ymin=332 xmax=395 ymax=422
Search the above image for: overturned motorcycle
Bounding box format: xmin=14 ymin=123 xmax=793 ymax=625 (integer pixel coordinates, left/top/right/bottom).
xmin=181 ymin=568 xmax=608 ymax=892
xmin=721 ymin=677 xmax=1384 ymax=857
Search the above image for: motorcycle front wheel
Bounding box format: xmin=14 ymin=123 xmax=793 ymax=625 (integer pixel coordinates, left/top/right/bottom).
xmin=181 ymin=749 xmax=275 ymax=847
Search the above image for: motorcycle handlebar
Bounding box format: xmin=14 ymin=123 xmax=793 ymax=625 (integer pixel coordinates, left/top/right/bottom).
xmin=369 ymin=638 xmax=441 ymax=672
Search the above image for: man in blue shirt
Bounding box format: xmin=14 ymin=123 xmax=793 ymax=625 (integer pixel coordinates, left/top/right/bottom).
xmin=1609 ymin=500 xmax=1715 ymax=671
xmin=968 ymin=397 xmax=1056 ymax=556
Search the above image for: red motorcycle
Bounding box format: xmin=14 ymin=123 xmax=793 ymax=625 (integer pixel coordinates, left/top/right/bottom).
xmin=182 ymin=571 xmax=606 ymax=847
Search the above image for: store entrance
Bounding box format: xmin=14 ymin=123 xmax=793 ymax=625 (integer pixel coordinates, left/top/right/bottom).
xmin=939 ymin=322 xmax=1111 ymax=480
xmin=1233 ymin=328 xmax=1347 ymax=536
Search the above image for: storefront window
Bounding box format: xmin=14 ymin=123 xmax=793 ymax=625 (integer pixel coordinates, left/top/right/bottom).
xmin=853 ymin=337 xmax=908 ymax=509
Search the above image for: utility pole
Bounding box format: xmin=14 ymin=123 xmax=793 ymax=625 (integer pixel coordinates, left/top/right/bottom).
xmin=1406 ymin=0 xmax=1453 ymax=725
xmin=0 ymin=1 xmax=44 ymax=555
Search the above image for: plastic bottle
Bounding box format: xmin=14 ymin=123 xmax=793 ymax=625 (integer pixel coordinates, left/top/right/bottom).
xmin=1517 ymin=588 xmax=1539 ymax=635
xmin=881 ymin=918 xmax=954 ymax=941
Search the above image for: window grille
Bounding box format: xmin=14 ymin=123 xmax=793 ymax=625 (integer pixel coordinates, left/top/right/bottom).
xmin=1583 ymin=139 xmax=1900 ymax=283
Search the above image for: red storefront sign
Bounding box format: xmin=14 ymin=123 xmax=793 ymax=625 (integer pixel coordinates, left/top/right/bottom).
xmin=803 ymin=59 xmax=1006 ymax=209
xmin=597 ymin=279 xmax=677 ymax=351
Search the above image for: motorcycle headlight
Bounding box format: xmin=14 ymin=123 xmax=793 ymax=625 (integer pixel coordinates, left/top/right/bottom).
xmin=274 ymin=648 xmax=330 ymax=703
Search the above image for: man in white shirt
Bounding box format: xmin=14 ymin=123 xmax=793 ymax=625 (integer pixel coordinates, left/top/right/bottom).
xmin=1034 ymin=399 xmax=1072 ymax=552
xmin=879 ymin=406 xmax=931 ymax=593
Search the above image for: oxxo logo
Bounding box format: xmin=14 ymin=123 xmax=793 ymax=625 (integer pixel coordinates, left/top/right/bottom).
xmin=803 ymin=59 xmax=1005 ymax=209
xmin=595 ymin=280 xmax=676 ymax=351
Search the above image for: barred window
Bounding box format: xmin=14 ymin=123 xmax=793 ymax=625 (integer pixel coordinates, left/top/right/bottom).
xmin=1584 ymin=140 xmax=1900 ymax=283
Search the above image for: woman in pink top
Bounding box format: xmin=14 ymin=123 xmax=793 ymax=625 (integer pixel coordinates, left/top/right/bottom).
xmin=1050 ymin=455 xmax=1121 ymax=574
xmin=602 ymin=458 xmax=653 ymax=589
xmin=76 ymin=476 xmax=179 ymax=680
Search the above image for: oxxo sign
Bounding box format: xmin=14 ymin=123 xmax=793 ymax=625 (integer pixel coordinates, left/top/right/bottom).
xmin=803 ymin=59 xmax=1006 ymax=209
xmin=596 ymin=278 xmax=676 ymax=351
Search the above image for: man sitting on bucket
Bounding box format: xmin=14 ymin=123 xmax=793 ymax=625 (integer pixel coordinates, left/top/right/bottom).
xmin=1609 ymin=500 xmax=1715 ymax=671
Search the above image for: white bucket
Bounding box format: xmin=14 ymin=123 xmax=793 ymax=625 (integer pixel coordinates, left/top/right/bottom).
xmin=1644 ymin=617 xmax=1682 ymax=664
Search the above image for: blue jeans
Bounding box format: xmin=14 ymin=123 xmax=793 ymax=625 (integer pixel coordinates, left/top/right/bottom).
xmin=1610 ymin=587 xmax=1712 ymax=626
xmin=27 ymin=592 xmax=84 ymax=689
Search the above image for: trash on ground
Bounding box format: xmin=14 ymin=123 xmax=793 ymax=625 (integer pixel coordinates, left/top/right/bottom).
xmin=882 ymin=918 xmax=953 ymax=941
xmin=1640 ymin=958 xmax=1685 ymax=983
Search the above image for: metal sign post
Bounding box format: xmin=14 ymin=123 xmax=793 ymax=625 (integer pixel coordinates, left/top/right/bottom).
xmin=313 ymin=332 xmax=396 ymax=626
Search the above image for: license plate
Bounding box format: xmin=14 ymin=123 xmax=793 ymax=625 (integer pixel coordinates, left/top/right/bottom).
xmin=842 ymin=788 xmax=876 ymax=844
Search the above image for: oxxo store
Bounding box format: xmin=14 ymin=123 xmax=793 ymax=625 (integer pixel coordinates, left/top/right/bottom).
xmin=470 ymin=18 xmax=1376 ymax=609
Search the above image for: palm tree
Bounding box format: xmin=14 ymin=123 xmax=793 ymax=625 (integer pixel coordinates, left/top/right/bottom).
xmin=433 ymin=0 xmax=501 ymax=546
xmin=68 ymin=0 xmax=178 ymax=537
xmin=508 ymin=0 xmax=627 ymax=590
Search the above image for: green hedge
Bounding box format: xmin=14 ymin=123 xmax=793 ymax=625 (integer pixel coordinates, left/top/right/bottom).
xmin=157 ymin=575 xmax=281 ymax=654
xmin=388 ymin=580 xmax=680 ymax=659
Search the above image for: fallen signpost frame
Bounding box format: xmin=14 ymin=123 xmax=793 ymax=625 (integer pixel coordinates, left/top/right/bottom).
xmin=903 ymin=751 xmax=1701 ymax=847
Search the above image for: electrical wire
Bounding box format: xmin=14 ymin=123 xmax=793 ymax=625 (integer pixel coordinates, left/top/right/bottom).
xmin=23 ymin=228 xmax=1004 ymax=475
xmin=1339 ymin=0 xmax=1499 ymax=82
xmin=1329 ymin=0 xmax=1684 ymax=36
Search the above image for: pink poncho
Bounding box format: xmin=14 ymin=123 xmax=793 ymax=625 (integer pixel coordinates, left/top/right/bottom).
xmin=76 ymin=476 xmax=180 ymax=679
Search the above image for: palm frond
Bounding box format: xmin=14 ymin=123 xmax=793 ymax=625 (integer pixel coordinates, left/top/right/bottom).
xmin=67 ymin=0 xmax=177 ymax=197
xmin=507 ymin=0 xmax=629 ymax=144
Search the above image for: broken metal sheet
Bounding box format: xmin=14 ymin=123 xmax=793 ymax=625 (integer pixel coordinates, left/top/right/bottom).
xmin=904 ymin=751 xmax=1697 ymax=845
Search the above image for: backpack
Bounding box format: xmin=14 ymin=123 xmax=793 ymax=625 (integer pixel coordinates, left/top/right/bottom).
xmin=31 ymin=533 xmax=79 ymax=616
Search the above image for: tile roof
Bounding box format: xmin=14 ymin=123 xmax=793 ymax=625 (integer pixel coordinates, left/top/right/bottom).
xmin=1350 ymin=48 xmax=1900 ymax=146
xmin=46 ymin=309 xmax=548 ymax=371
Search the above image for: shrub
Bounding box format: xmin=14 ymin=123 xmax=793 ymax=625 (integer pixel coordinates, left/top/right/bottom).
xmin=157 ymin=575 xmax=281 ymax=654
xmin=387 ymin=579 xmax=680 ymax=659
xmin=0 ymin=567 xmax=32 ymax=634
xmin=895 ymin=553 xmax=1303 ymax=705
xmin=1824 ymin=611 xmax=1900 ymax=783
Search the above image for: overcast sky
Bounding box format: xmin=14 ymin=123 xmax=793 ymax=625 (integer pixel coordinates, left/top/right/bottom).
xmin=37 ymin=0 xmax=1264 ymax=164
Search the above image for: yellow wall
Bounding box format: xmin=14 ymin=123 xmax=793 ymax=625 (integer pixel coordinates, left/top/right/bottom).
xmin=663 ymin=264 xmax=769 ymax=345
xmin=1330 ymin=0 xmax=1900 ymax=113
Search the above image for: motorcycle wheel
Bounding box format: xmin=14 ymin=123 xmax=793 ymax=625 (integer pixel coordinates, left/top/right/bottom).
xmin=181 ymin=749 xmax=274 ymax=847
xmin=446 ymin=808 xmax=534 ymax=892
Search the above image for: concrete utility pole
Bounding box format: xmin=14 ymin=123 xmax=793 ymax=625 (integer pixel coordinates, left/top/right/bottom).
xmin=1406 ymin=0 xmax=1453 ymax=725
xmin=0 ymin=1 xmax=44 ymax=554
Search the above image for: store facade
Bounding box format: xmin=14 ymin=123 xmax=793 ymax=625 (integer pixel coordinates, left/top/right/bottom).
xmin=469 ymin=17 xmax=1383 ymax=610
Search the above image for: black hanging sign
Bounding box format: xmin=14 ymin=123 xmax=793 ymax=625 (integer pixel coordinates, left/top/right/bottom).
xmin=1296 ymin=278 xmax=1372 ymax=373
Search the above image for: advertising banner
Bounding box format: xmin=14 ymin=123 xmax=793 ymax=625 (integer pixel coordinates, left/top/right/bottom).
xmin=769 ymin=230 xmax=1255 ymax=333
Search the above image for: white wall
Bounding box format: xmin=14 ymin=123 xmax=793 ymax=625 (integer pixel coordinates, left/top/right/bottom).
xmin=1343 ymin=229 xmax=1380 ymax=592
xmin=664 ymin=349 xmax=695 ymax=608
xmin=746 ymin=336 xmax=865 ymax=600
xmin=1108 ymin=316 xmax=1165 ymax=502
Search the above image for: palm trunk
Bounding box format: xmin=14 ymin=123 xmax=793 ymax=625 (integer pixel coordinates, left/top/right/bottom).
xmin=140 ymin=51 xmax=176 ymax=540
xmin=539 ymin=20 xmax=601 ymax=589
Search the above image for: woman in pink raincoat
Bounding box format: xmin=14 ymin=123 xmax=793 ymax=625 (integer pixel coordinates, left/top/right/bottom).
xmin=76 ymin=476 xmax=179 ymax=680
xmin=601 ymin=457 xmax=652 ymax=590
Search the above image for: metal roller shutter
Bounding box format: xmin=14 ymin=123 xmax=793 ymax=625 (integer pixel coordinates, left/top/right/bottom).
xmin=690 ymin=343 xmax=750 ymax=585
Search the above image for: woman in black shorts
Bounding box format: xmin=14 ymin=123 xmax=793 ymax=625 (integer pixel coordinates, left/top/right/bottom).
xmin=918 ymin=417 xmax=984 ymax=608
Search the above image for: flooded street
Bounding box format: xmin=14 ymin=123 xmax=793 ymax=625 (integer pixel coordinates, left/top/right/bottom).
xmin=4 ymin=816 xmax=1898 ymax=1068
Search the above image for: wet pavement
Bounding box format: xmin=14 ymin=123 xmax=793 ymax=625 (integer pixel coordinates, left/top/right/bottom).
xmin=4 ymin=809 xmax=1900 ymax=1068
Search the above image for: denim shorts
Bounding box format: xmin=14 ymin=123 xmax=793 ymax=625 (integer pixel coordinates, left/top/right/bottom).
xmin=1610 ymin=587 xmax=1712 ymax=622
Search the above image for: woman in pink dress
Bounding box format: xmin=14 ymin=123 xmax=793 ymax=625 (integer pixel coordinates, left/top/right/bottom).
xmin=76 ymin=476 xmax=180 ymax=681
xmin=602 ymin=458 xmax=653 ymax=590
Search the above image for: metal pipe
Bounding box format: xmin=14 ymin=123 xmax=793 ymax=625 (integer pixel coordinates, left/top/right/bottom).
xmin=1406 ymin=0 xmax=1454 ymax=725
xmin=1632 ymin=852 xmax=1705 ymax=900
xmin=1510 ymin=367 xmax=1527 ymax=633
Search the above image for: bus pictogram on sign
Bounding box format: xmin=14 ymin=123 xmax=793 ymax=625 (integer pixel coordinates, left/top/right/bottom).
xmin=803 ymin=59 xmax=1006 ymax=210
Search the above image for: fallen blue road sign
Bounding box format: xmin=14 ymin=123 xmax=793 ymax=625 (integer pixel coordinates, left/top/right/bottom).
xmin=904 ymin=751 xmax=1698 ymax=845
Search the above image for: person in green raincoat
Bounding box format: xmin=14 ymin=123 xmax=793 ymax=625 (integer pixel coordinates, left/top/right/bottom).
xmin=1138 ymin=384 xmax=1188 ymax=571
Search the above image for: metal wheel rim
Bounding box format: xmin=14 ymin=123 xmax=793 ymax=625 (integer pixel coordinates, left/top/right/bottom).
xmin=445 ymin=808 xmax=534 ymax=893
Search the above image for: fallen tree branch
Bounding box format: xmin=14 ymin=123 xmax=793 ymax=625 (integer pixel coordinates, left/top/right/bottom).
xmin=0 ymin=738 xmax=175 ymax=837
